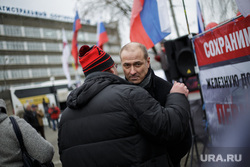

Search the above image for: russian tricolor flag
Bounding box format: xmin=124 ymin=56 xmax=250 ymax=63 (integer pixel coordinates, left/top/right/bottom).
xmin=97 ymin=22 xmax=109 ymax=49
xmin=130 ymin=0 xmax=171 ymax=49
xmin=71 ymin=10 xmax=82 ymax=70
xmin=197 ymin=0 xmax=204 ymax=33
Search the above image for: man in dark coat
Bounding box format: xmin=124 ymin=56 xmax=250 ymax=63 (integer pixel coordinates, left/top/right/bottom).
xmin=58 ymin=45 xmax=190 ymax=167
xmin=23 ymin=104 xmax=40 ymax=132
xmin=120 ymin=42 xmax=192 ymax=167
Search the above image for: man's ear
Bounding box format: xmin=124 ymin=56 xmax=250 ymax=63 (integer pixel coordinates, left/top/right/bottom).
xmin=109 ymin=67 xmax=115 ymax=74
xmin=147 ymin=56 xmax=150 ymax=68
xmin=108 ymin=67 xmax=118 ymax=75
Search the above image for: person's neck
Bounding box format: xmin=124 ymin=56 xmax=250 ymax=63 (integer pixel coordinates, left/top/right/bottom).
xmin=138 ymin=68 xmax=151 ymax=88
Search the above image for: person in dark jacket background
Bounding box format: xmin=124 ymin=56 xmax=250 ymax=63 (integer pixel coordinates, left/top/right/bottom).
xmin=58 ymin=45 xmax=190 ymax=167
xmin=24 ymin=104 xmax=40 ymax=133
xmin=120 ymin=42 xmax=192 ymax=167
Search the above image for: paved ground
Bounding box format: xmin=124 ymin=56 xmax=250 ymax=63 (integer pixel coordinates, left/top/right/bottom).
xmin=44 ymin=126 xmax=62 ymax=167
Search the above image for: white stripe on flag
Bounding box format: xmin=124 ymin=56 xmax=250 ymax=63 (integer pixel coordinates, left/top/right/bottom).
xmin=62 ymin=28 xmax=71 ymax=88
xmin=157 ymin=0 xmax=171 ymax=33
xmin=197 ymin=0 xmax=204 ymax=33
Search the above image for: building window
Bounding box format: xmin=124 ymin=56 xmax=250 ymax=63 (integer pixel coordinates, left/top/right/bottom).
xmin=0 ymin=56 xmax=6 ymax=65
xmin=43 ymin=28 xmax=58 ymax=39
xmin=0 ymin=70 xmax=7 ymax=79
xmin=108 ymin=35 xmax=118 ymax=43
xmin=85 ymin=32 xmax=97 ymax=42
xmin=50 ymin=67 xmax=64 ymax=76
xmin=61 ymin=30 xmax=72 ymax=41
xmin=29 ymin=56 xmax=46 ymax=64
xmin=31 ymin=68 xmax=48 ymax=77
xmin=11 ymin=69 xmax=29 ymax=79
xmin=45 ymin=43 xmax=60 ymax=51
xmin=27 ymin=42 xmax=43 ymax=51
xmin=6 ymin=41 xmax=25 ymax=50
xmin=47 ymin=55 xmax=61 ymax=64
xmin=6 ymin=56 xmax=26 ymax=64
xmin=3 ymin=25 xmax=22 ymax=36
xmin=0 ymin=41 xmax=4 ymax=50
xmin=25 ymin=27 xmax=41 ymax=38
xmin=78 ymin=32 xmax=85 ymax=41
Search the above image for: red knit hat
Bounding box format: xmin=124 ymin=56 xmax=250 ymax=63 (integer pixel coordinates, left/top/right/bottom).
xmin=79 ymin=45 xmax=114 ymax=76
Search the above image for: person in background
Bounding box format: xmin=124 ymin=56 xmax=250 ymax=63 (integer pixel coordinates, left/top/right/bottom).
xmin=42 ymin=98 xmax=52 ymax=128
xmin=0 ymin=99 xmax=54 ymax=166
xmin=48 ymin=103 xmax=60 ymax=131
xmin=154 ymin=40 xmax=172 ymax=82
xmin=58 ymin=45 xmax=190 ymax=167
xmin=33 ymin=104 xmax=46 ymax=139
xmin=16 ymin=105 xmax=25 ymax=118
xmin=23 ymin=104 xmax=40 ymax=133
xmin=120 ymin=42 xmax=192 ymax=167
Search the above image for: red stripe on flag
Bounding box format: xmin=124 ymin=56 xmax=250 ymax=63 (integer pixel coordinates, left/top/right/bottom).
xmin=71 ymin=11 xmax=82 ymax=70
xmin=98 ymin=32 xmax=109 ymax=48
xmin=130 ymin=0 xmax=154 ymax=49
xmin=71 ymin=32 xmax=79 ymax=69
xmin=130 ymin=16 xmax=154 ymax=49
xmin=75 ymin=19 xmax=82 ymax=31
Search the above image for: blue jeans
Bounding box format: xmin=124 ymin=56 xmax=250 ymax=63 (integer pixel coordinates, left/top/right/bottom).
xmin=51 ymin=119 xmax=58 ymax=131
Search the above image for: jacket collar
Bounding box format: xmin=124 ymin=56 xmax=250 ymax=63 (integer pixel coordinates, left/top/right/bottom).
xmin=67 ymin=72 xmax=130 ymax=109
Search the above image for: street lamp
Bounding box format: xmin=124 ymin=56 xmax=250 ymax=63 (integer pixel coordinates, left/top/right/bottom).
xmin=50 ymin=76 xmax=58 ymax=107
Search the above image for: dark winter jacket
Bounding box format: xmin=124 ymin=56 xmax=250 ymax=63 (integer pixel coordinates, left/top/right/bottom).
xmin=58 ymin=72 xmax=190 ymax=167
xmin=23 ymin=109 xmax=40 ymax=131
xmin=139 ymin=68 xmax=172 ymax=107
xmin=139 ymin=68 xmax=192 ymax=167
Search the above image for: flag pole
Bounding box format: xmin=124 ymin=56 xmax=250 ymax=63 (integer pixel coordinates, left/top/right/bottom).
xmin=181 ymin=1 xmax=205 ymax=167
xmin=181 ymin=0 xmax=191 ymax=35
xmin=169 ymin=0 xmax=180 ymax=37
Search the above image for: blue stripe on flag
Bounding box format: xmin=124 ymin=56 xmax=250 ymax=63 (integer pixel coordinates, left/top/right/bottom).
xmin=197 ymin=0 xmax=204 ymax=33
xmin=99 ymin=22 xmax=106 ymax=34
xmin=140 ymin=0 xmax=169 ymax=44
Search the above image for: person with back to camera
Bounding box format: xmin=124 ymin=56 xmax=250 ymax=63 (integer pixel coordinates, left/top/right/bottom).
xmin=23 ymin=104 xmax=40 ymax=133
xmin=58 ymin=45 xmax=190 ymax=167
xmin=120 ymin=42 xmax=192 ymax=167
xmin=33 ymin=104 xmax=46 ymax=139
xmin=0 ymin=99 xmax=54 ymax=166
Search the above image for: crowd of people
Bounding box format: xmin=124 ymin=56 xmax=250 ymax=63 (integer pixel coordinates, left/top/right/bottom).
xmin=1 ymin=42 xmax=192 ymax=167
xmin=11 ymin=99 xmax=61 ymax=138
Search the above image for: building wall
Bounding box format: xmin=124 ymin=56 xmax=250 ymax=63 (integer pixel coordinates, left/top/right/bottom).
xmin=0 ymin=13 xmax=122 ymax=92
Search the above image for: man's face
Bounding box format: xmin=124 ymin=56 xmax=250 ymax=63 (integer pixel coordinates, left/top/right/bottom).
xmin=26 ymin=105 xmax=31 ymax=111
xmin=31 ymin=106 xmax=36 ymax=112
xmin=120 ymin=48 xmax=150 ymax=84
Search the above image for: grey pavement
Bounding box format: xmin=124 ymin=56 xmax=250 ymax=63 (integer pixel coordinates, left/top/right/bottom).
xmin=44 ymin=126 xmax=62 ymax=167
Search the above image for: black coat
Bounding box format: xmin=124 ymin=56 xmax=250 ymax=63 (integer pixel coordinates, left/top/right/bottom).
xmin=142 ymin=68 xmax=172 ymax=107
xmin=141 ymin=69 xmax=192 ymax=167
xmin=58 ymin=72 xmax=190 ymax=167
xmin=23 ymin=110 xmax=39 ymax=130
